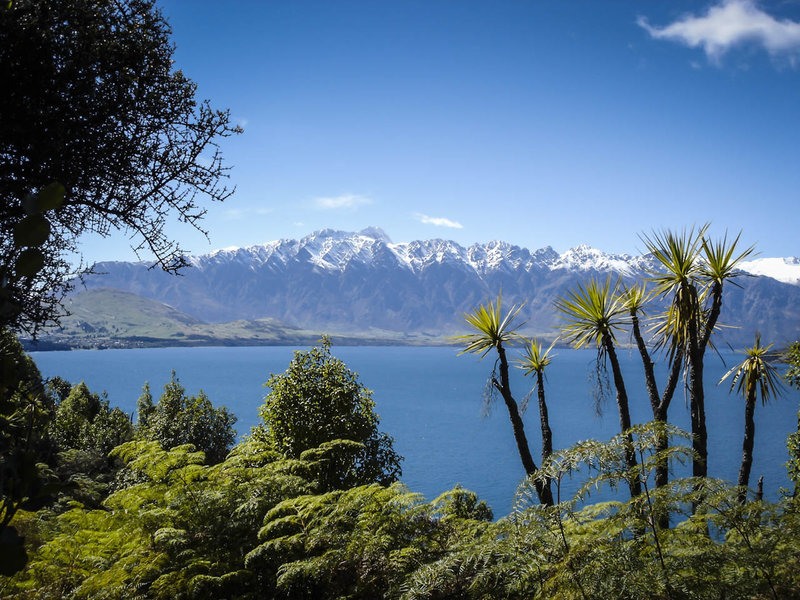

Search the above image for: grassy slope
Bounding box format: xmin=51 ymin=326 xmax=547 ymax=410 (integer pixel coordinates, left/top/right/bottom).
xmin=29 ymin=288 xmax=449 ymax=349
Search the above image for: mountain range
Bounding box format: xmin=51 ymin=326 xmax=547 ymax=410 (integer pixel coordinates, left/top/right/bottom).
xmin=55 ymin=227 xmax=800 ymax=348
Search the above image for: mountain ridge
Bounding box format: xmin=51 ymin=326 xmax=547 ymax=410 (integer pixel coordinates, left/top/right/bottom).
xmin=75 ymin=228 xmax=800 ymax=348
xmin=187 ymin=228 xmax=667 ymax=277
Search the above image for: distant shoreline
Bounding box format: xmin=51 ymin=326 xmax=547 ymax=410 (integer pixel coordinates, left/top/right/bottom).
xmin=21 ymin=334 xmax=462 ymax=352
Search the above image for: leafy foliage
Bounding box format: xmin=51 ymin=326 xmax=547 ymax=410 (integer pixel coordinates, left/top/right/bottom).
xmin=784 ymin=342 xmax=800 ymax=495
xmin=785 ymin=341 xmax=800 ymax=390
xmin=0 ymin=183 xmax=65 ymax=333
xmin=43 ymin=381 xmax=135 ymax=509
xmin=136 ymin=372 xmax=237 ymax=465
xmin=254 ymin=337 xmax=402 ymax=488
xmin=248 ymin=483 xmax=492 ymax=600
xmin=49 ymin=383 xmax=133 ymax=457
xmin=0 ymin=0 xmax=240 ymax=332
xmin=0 ymin=330 xmax=56 ymax=576
xmin=402 ymin=423 xmax=800 ymax=600
xmin=5 ymin=413 xmax=800 ymax=600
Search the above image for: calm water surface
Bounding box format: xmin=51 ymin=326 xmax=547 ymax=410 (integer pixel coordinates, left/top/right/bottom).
xmin=30 ymin=346 xmax=800 ymax=516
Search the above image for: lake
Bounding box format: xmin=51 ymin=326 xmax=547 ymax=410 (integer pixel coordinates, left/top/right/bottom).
xmin=30 ymin=345 xmax=800 ymax=516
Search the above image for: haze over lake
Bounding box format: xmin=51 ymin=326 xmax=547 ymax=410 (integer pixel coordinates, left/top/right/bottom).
xmin=31 ymin=345 xmax=800 ymax=516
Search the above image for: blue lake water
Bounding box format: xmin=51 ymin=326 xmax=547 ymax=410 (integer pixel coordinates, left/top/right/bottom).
xmin=30 ymin=345 xmax=800 ymax=516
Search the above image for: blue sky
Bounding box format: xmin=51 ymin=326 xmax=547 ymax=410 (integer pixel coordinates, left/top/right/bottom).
xmin=85 ymin=0 xmax=800 ymax=263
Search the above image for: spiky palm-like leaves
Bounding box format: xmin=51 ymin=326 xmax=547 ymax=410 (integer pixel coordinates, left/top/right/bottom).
xmin=455 ymin=294 xmax=553 ymax=506
xmin=517 ymin=338 xmax=554 ymax=378
xmin=620 ymin=281 xmax=650 ymax=313
xmin=455 ymin=292 xmax=524 ymax=359
xmin=644 ymin=226 xmax=753 ymax=488
xmin=720 ymin=335 xmax=783 ymax=410
xmin=699 ymin=230 xmax=754 ymax=285
xmin=720 ymin=334 xmax=784 ymax=503
xmin=555 ymin=278 xmax=641 ymax=499
xmin=518 ymin=340 xmax=555 ymax=459
xmin=699 ymin=230 xmax=754 ymax=347
xmin=554 ymin=278 xmax=627 ymax=354
xmin=644 ymin=224 xmax=753 ymax=372
xmin=643 ymin=226 xmax=706 ymax=359
xmin=644 ymin=226 xmax=710 ymax=493
xmin=518 ymin=339 xmax=556 ymax=501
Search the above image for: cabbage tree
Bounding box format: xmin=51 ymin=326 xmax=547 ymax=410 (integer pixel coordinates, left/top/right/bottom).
xmin=643 ymin=226 xmax=753 ymax=483
xmin=518 ymin=338 xmax=556 ymax=503
xmin=555 ymin=277 xmax=641 ymax=498
xmin=720 ymin=334 xmax=783 ymax=503
xmin=455 ymin=293 xmax=553 ymax=506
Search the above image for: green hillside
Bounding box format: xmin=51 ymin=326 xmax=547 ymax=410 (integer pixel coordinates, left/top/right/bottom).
xmin=28 ymin=288 xmax=446 ymax=349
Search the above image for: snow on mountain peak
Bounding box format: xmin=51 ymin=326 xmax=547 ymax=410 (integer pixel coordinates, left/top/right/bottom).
xmin=189 ymin=230 xmax=795 ymax=285
xmin=296 ymin=228 xmax=388 ymax=271
xmin=388 ymin=238 xmax=470 ymax=273
xmin=533 ymin=246 xmax=560 ymax=267
xmin=552 ymin=244 xmax=647 ymax=275
xmin=359 ymin=226 xmax=392 ymax=243
xmin=740 ymin=257 xmax=800 ymax=285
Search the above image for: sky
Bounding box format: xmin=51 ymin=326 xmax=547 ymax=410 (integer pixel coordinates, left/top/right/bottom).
xmin=83 ymin=0 xmax=800 ymax=264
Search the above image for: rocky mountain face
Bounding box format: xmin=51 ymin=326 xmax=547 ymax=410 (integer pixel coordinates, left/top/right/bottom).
xmin=80 ymin=228 xmax=800 ymax=346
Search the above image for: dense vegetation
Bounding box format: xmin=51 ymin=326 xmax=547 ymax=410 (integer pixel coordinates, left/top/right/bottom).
xmin=2 ymin=0 xmax=800 ymax=597
xmin=1 ymin=332 xmax=799 ymax=599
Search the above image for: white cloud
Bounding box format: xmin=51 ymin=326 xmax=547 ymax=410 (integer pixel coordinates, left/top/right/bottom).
xmin=415 ymin=213 xmax=463 ymax=229
xmin=638 ymin=0 xmax=800 ymax=63
xmin=223 ymin=206 xmax=273 ymax=220
xmin=314 ymin=194 xmax=373 ymax=210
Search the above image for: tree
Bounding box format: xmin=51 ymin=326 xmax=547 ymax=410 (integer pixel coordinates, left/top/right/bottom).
xmin=518 ymin=338 xmax=555 ymax=502
xmin=0 ymin=0 xmax=240 ymax=334
xmin=622 ymin=282 xmax=683 ymax=494
xmin=42 ymin=381 xmax=135 ymax=508
xmin=555 ymin=277 xmax=642 ymax=499
xmin=254 ymin=338 xmax=402 ymax=488
xmin=49 ymin=382 xmax=133 ymax=457
xmin=720 ymin=334 xmax=784 ymax=503
xmin=0 ymin=330 xmax=54 ymax=575
xmin=644 ymin=227 xmax=753 ymax=486
xmin=455 ymin=294 xmax=554 ymax=506
xmin=137 ymin=373 xmax=237 ymax=465
xmin=248 ymin=483 xmax=492 ymax=600
xmin=785 ymin=342 xmax=800 ymax=496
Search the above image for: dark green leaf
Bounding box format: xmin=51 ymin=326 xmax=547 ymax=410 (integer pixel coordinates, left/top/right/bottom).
xmin=14 ymin=248 xmax=45 ymax=277
xmin=37 ymin=182 xmax=65 ymax=211
xmin=0 ymin=526 xmax=28 ymax=576
xmin=13 ymin=214 xmax=50 ymax=247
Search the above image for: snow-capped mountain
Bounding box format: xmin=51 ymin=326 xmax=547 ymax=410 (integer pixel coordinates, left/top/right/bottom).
xmin=739 ymin=257 xmax=800 ymax=286
xmin=190 ymin=228 xmax=655 ymax=277
xmin=81 ymin=228 xmax=800 ymax=346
